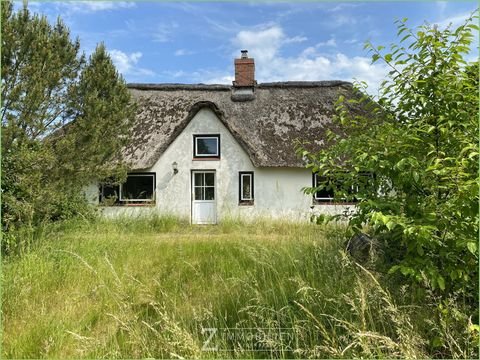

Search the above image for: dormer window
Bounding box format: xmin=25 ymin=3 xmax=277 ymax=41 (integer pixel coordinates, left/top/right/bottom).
xmin=193 ymin=134 xmax=220 ymax=159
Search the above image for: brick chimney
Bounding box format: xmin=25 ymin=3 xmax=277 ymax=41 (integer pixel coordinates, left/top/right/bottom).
xmin=233 ymin=50 xmax=256 ymax=87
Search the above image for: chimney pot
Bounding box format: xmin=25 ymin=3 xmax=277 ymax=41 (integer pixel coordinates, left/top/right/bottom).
xmin=241 ymin=50 xmax=248 ymax=58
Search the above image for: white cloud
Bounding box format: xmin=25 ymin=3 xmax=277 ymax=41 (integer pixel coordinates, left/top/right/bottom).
xmin=283 ymin=35 xmax=308 ymax=44
xmin=160 ymin=70 xmax=189 ymax=79
xmin=110 ymin=50 xmax=141 ymax=73
xmin=326 ymin=3 xmax=361 ymax=13
xmin=436 ymin=1 xmax=447 ymax=15
xmin=153 ymin=23 xmax=178 ymax=43
xmin=203 ymin=16 xmax=242 ymax=34
xmin=233 ymin=26 xmax=284 ymax=62
xmin=316 ymin=37 xmax=337 ymax=47
xmin=233 ymin=25 xmax=308 ymax=63
xmin=208 ymin=25 xmax=389 ymax=93
xmin=59 ymin=1 xmax=135 ymax=13
xmin=201 ymin=51 xmax=387 ymax=95
xmin=329 ymin=14 xmax=357 ymax=28
xmin=205 ymin=74 xmax=235 ymax=85
xmin=167 ymin=24 xmax=387 ymax=91
xmin=264 ymin=52 xmax=387 ymax=95
xmin=435 ymin=10 xmax=475 ymax=29
xmin=174 ymin=49 xmax=194 ymax=56
xmin=163 ymin=67 xmax=234 ymax=85
xmin=109 ymin=49 xmax=155 ymax=77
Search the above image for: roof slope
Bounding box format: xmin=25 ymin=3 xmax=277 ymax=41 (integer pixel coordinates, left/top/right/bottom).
xmin=124 ymin=81 xmax=360 ymax=169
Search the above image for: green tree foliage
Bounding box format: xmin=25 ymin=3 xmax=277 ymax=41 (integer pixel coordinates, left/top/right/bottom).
xmin=297 ymin=15 xmax=479 ymax=300
xmin=1 ymin=2 xmax=135 ymax=241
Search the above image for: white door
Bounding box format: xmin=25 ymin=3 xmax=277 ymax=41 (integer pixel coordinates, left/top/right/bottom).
xmin=192 ymin=171 xmax=217 ymax=224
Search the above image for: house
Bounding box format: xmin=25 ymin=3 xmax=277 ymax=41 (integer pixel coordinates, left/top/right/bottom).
xmin=86 ymin=50 xmax=362 ymax=224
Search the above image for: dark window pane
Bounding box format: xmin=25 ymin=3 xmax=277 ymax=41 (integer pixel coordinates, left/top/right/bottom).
xmin=242 ymin=175 xmax=251 ymax=199
xmin=194 ymin=187 xmax=203 ymax=200
xmin=122 ymin=175 xmax=154 ymax=200
xmin=196 ymin=138 xmax=218 ymax=155
xmin=316 ymin=187 xmax=334 ymax=199
xmin=315 ymin=175 xmax=334 ymax=199
xmin=102 ymin=184 xmax=119 ymax=201
xmin=194 ymin=173 xmax=203 ymax=186
xmin=205 ymin=187 xmax=215 ymax=200
xmin=205 ymin=173 xmax=214 ymax=186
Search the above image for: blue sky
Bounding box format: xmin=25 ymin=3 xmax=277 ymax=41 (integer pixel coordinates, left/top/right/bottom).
xmin=17 ymin=1 xmax=478 ymax=93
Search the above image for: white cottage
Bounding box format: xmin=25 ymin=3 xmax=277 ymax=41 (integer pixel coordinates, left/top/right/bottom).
xmin=87 ymin=51 xmax=361 ymax=224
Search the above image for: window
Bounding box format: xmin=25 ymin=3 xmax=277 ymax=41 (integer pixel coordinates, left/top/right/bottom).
xmin=120 ymin=173 xmax=155 ymax=201
xmin=99 ymin=172 xmax=155 ymax=205
xmin=239 ymin=171 xmax=254 ymax=204
xmin=193 ymin=172 xmax=215 ymax=200
xmin=313 ymin=173 xmax=335 ymax=202
xmin=312 ymin=172 xmax=372 ymax=204
xmin=193 ymin=134 xmax=220 ymax=158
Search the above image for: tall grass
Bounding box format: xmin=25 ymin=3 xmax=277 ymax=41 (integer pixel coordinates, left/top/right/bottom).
xmin=2 ymin=216 xmax=477 ymax=358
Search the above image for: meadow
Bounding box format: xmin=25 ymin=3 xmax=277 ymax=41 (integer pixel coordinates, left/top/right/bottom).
xmin=2 ymin=216 xmax=477 ymax=359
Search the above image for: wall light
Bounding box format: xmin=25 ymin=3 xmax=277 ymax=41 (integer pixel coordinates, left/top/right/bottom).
xmin=172 ymin=161 xmax=178 ymax=175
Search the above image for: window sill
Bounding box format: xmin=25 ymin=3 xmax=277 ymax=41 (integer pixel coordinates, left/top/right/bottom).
xmin=312 ymin=201 xmax=357 ymax=206
xmin=99 ymin=203 xmax=156 ymax=207
xmin=239 ymin=201 xmax=254 ymax=206
xmin=193 ymin=157 xmax=220 ymax=161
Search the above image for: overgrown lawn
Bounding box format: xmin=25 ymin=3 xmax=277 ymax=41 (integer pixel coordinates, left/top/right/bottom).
xmin=2 ymin=216 xmax=477 ymax=358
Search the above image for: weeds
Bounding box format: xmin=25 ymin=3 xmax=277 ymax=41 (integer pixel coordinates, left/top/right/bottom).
xmin=2 ymin=216 xmax=477 ymax=358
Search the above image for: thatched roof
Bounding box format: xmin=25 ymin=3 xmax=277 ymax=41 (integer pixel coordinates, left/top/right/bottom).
xmin=124 ymin=81 xmax=360 ymax=169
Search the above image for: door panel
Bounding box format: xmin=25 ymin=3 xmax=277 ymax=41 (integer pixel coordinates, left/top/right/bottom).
xmin=192 ymin=171 xmax=216 ymax=224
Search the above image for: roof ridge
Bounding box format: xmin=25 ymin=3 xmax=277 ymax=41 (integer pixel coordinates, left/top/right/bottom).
xmin=258 ymin=81 xmax=352 ymax=88
xmin=127 ymin=80 xmax=352 ymax=91
xmin=127 ymin=83 xmax=231 ymax=91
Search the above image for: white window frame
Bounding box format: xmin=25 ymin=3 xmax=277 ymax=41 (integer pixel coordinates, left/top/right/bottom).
xmin=314 ymin=173 xmax=368 ymax=202
xmin=194 ymin=135 xmax=220 ymax=158
xmin=119 ymin=173 xmax=155 ymax=202
xmin=314 ymin=173 xmax=334 ymax=201
xmin=239 ymin=171 xmax=254 ymax=203
xmin=192 ymin=171 xmax=216 ymax=201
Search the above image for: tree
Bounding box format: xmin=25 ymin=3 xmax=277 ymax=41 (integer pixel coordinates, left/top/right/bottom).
xmin=1 ymin=2 xmax=135 ymax=240
xmin=297 ymin=14 xmax=479 ymax=300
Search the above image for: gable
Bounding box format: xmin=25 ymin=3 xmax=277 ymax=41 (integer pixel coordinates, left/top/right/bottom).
xmin=152 ymin=106 xmax=254 ymax=172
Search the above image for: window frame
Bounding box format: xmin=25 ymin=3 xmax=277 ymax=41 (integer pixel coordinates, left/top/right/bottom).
xmin=313 ymin=173 xmax=335 ymax=202
xmin=239 ymin=171 xmax=254 ymax=205
xmin=99 ymin=173 xmax=156 ymax=205
xmin=312 ymin=172 xmax=373 ymax=205
xmin=119 ymin=172 xmax=156 ymax=202
xmin=192 ymin=170 xmax=216 ymax=201
xmin=193 ymin=134 xmax=221 ymax=159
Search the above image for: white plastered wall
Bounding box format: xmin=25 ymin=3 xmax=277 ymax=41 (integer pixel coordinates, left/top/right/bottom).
xmin=99 ymin=108 xmax=354 ymax=221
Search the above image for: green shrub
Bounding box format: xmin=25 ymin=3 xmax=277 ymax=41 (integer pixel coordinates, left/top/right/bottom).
xmin=297 ymin=15 xmax=479 ymax=302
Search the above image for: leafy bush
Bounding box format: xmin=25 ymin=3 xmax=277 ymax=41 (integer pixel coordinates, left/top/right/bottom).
xmin=297 ymin=15 xmax=479 ymax=303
